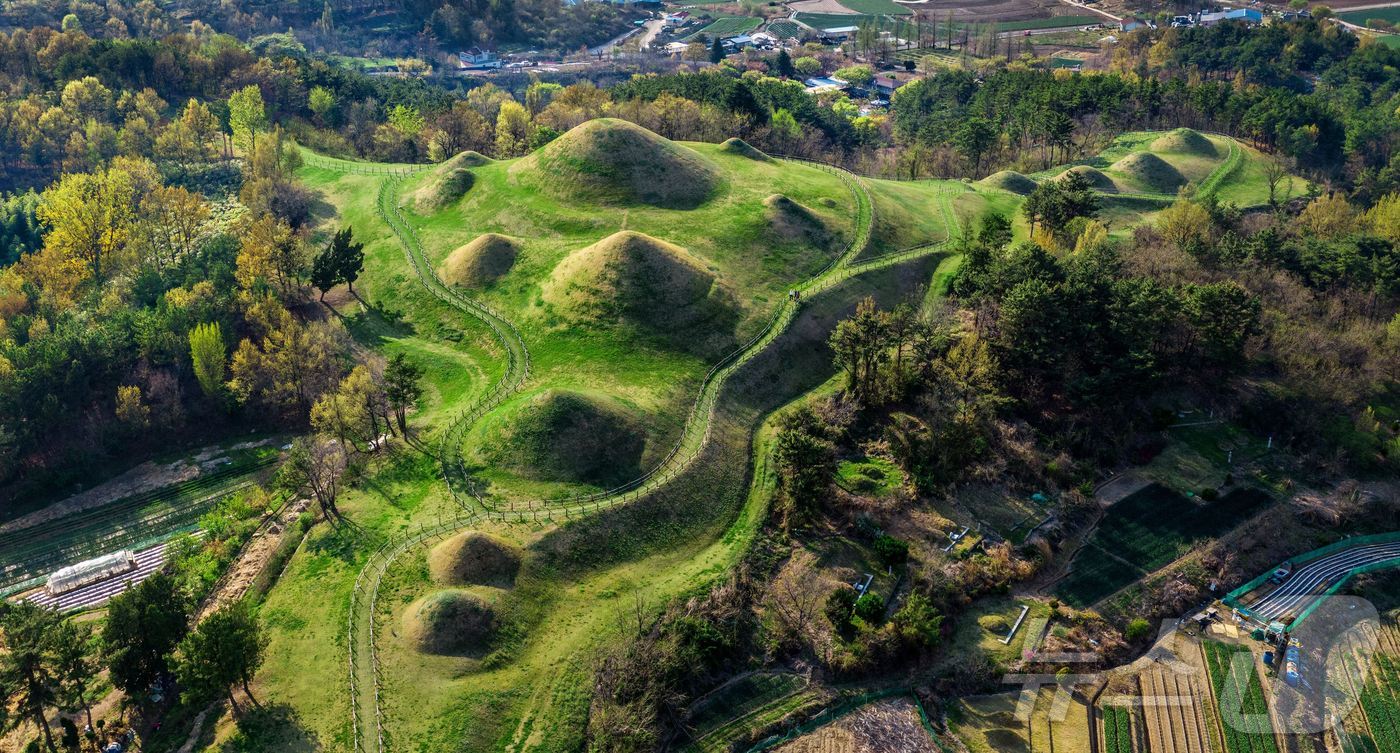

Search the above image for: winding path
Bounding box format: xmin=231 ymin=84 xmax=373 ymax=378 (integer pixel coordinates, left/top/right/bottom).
xmin=301 ymin=150 xmax=950 ymax=753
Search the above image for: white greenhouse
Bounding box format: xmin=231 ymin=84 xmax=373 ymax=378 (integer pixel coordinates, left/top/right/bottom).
xmin=46 ymin=551 xmax=138 ymax=595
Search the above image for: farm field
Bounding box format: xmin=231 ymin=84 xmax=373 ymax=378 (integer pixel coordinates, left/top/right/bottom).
xmin=684 ymin=15 xmax=762 ymax=39
xmin=794 ymin=12 xmax=879 ymax=31
xmin=837 ymin=0 xmax=913 ymax=15
xmin=1201 ymin=641 xmax=1279 ymax=753
xmin=1339 ymin=7 xmax=1400 ymax=28
xmin=1055 ymin=484 xmax=1273 ymax=607
xmin=950 ymin=688 xmax=1091 ymax=753
xmin=768 ymin=696 xmax=934 ymax=752
xmin=0 ymin=446 xmax=279 ymax=593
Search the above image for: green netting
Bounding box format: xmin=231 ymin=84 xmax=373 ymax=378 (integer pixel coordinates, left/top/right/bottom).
xmin=743 ymin=688 xmax=950 ymax=752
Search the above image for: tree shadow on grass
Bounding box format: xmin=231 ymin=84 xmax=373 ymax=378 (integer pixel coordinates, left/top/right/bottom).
xmin=214 ymin=702 xmax=321 ymax=753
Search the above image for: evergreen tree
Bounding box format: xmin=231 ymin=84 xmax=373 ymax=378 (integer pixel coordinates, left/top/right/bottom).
xmin=384 ymin=353 xmax=424 ymax=437
xmin=773 ymin=49 xmax=794 ymax=77
xmin=102 ymin=573 xmax=189 ymax=700
xmin=710 ymin=37 xmax=724 ymax=64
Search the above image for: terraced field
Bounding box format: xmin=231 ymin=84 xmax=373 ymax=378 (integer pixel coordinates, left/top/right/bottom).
xmin=0 ymin=446 xmax=278 ymax=594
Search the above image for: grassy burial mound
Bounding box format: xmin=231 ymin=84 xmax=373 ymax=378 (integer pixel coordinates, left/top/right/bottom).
xmin=764 ymin=194 xmax=834 ymax=248
xmin=428 ymin=532 xmax=522 ymax=588
xmin=402 ymin=589 xmax=498 ymax=656
xmin=413 ymin=167 xmax=475 ymax=212
xmin=1151 ymin=128 xmax=1218 ymax=157
xmin=510 ymin=118 xmax=721 ymax=209
xmin=1113 ymin=152 xmax=1188 ymax=194
xmin=1058 ymin=165 xmax=1118 ymax=192
xmin=437 ymin=233 xmax=519 ymax=287
xmin=443 ymin=150 xmax=493 ymax=169
xmin=719 ymin=137 xmax=772 ymax=162
xmin=488 ymin=390 xmax=646 ymax=487
xmin=976 ymin=170 xmax=1038 ymax=195
xmin=542 ymin=230 xmax=739 ymax=352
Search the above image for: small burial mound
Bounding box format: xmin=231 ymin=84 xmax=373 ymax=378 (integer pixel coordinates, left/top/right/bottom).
xmin=1150 ymin=128 xmax=1217 ymax=157
xmin=1113 ymin=152 xmax=1188 ymax=194
xmin=719 ymin=137 xmax=772 ymax=161
xmin=977 ymin=170 xmax=1038 ymax=195
xmin=764 ymin=194 xmax=832 ymax=247
xmin=488 ymin=390 xmax=645 ymax=487
xmin=413 ymin=167 xmax=475 ymax=212
xmin=1057 ymin=165 xmax=1118 ymax=193
xmin=510 ymin=118 xmax=720 ymax=209
xmin=429 ymin=532 xmax=522 ymax=588
xmin=402 ymin=589 xmax=497 ymax=656
xmin=542 ymin=230 xmax=737 ymax=344
xmin=442 ymin=150 xmax=493 ymax=169
xmin=438 ymin=233 xmax=519 ymax=287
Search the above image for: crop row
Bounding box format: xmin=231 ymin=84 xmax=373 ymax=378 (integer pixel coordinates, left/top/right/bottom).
xmin=1359 ymin=653 xmax=1400 ymax=752
xmin=1102 ymin=705 xmax=1132 ymax=753
xmin=1201 ymin=641 xmax=1278 ymax=753
xmin=0 ymin=450 xmax=276 ymax=589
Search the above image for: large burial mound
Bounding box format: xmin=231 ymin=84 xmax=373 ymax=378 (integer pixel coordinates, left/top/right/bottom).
xmin=438 ymin=233 xmax=519 ymax=287
xmin=511 ymin=119 xmax=721 ymax=209
xmin=764 ymin=194 xmax=832 ymax=247
xmin=977 ymin=170 xmax=1038 ymax=195
xmin=1113 ymin=152 xmax=1188 ymax=193
xmin=1057 ymin=165 xmax=1118 ymax=192
xmin=413 ymin=167 xmax=475 ymax=211
xmin=402 ymin=589 xmax=497 ymax=656
xmin=719 ymin=137 xmax=772 ymax=162
xmin=429 ymin=532 xmax=522 ymax=588
xmin=489 ymin=390 xmax=645 ymax=487
xmin=542 ymin=231 xmax=737 ymax=346
xmin=1150 ymin=128 xmax=1217 ymax=157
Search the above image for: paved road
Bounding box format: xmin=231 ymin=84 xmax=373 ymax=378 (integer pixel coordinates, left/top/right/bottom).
xmin=24 ymin=538 xmax=184 ymax=611
xmin=1247 ymin=540 xmax=1400 ymax=622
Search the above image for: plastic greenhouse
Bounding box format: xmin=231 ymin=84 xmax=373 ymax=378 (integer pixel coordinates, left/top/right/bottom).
xmin=46 ymin=551 xmax=137 ymax=595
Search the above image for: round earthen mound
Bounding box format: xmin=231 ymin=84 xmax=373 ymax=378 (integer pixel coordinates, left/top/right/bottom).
xmin=510 ymin=118 xmax=721 ymax=209
xmin=1113 ymin=152 xmax=1188 ymax=194
xmin=976 ymin=170 xmax=1038 ymax=195
xmin=487 ymin=389 xmax=646 ymax=487
xmin=428 ymin=532 xmax=522 ymax=588
xmin=401 ymin=589 xmax=497 ymax=656
xmin=1057 ymin=165 xmax=1118 ymax=192
xmin=1150 ymin=128 xmax=1217 ymax=157
xmin=438 ymin=233 xmax=519 ymax=287
xmin=763 ymin=194 xmax=832 ymax=246
xmin=719 ymin=138 xmax=772 ymax=161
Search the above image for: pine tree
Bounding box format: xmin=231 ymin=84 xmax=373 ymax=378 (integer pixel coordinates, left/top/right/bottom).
xmin=710 ymin=37 xmax=725 ymax=64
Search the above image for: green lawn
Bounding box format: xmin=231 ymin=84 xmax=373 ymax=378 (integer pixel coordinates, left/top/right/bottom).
xmin=795 ymin=12 xmax=878 ymax=31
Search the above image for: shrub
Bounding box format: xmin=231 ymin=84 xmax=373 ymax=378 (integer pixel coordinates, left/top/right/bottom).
xmin=854 ymin=592 xmax=886 ymax=624
xmin=873 ymin=535 xmax=909 ymax=568
xmin=825 ymin=586 xmax=857 ymax=632
xmin=1125 ymin=617 xmax=1153 ymax=642
xmin=1200 ymin=487 xmax=1220 ymax=501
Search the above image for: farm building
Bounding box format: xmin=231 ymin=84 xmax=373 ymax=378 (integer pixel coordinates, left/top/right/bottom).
xmin=47 ymin=550 xmax=138 ymax=596
xmin=804 ymin=76 xmax=848 ymax=94
xmin=1199 ymin=8 xmax=1263 ymax=26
